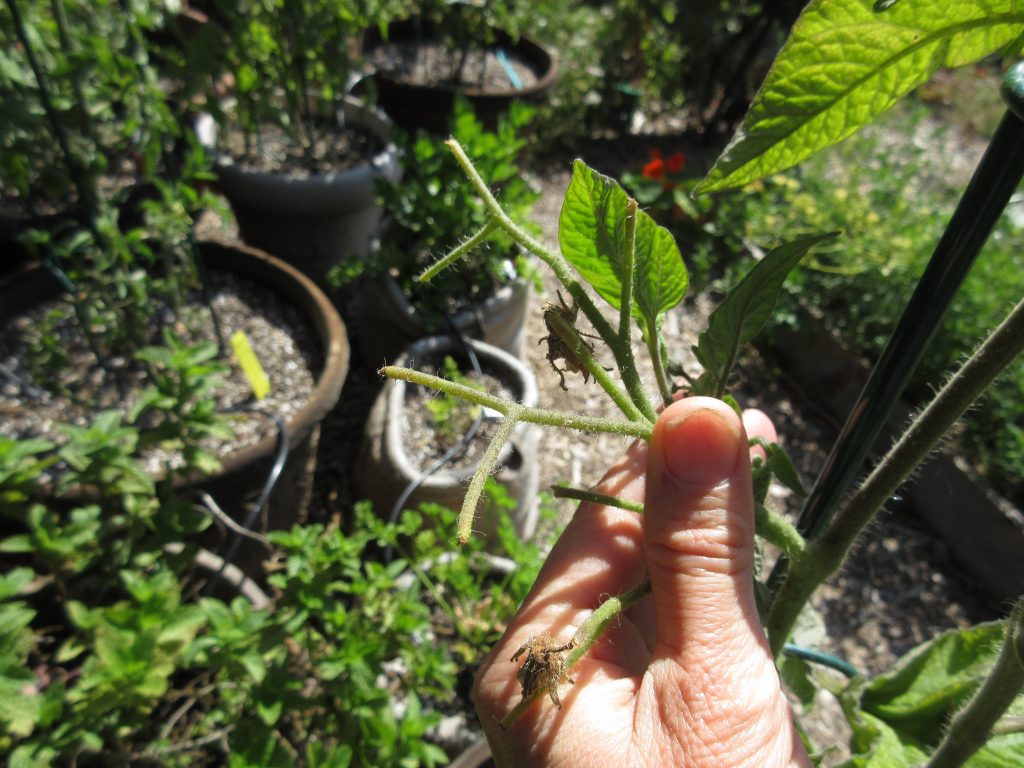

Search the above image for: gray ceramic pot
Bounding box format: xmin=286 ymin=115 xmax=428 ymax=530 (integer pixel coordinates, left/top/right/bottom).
xmin=356 ymin=335 xmax=539 ymax=543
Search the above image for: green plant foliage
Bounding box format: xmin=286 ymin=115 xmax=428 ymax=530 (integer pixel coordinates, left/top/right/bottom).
xmin=559 ymin=159 xmax=687 ymax=336
xmin=346 ymin=98 xmax=538 ymax=328
xmin=699 ymin=0 xmax=1024 ymax=192
xmin=133 ymin=330 xmax=234 ymax=477
xmin=691 ymin=232 xmax=838 ymax=396
xmin=0 ymin=418 xmax=550 ymax=765
xmin=839 ymin=621 xmax=1024 ymax=766
xmin=728 ymin=99 xmax=1024 ymax=501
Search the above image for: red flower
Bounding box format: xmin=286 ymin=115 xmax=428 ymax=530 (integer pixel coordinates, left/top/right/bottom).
xmin=642 ymin=149 xmax=665 ymax=180
xmin=642 ymin=148 xmax=687 ymax=190
xmin=666 ymin=151 xmax=686 ymax=173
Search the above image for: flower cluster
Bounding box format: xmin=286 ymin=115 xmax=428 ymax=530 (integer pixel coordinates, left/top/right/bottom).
xmin=642 ymin=148 xmax=686 ymax=189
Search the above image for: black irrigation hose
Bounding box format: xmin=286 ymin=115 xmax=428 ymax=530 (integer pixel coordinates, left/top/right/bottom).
xmin=383 ymin=321 xmax=486 ymax=562
xmin=205 ymin=406 xmax=289 ymax=592
xmin=189 ymin=237 xmax=228 ymax=356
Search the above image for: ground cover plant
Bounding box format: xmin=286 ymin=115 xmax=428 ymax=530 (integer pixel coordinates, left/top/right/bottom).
xmin=383 ymin=0 xmax=1024 ymax=764
xmin=1 ymin=414 xmax=551 ymax=765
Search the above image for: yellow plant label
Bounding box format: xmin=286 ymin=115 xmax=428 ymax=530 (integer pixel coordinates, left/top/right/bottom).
xmin=230 ymin=330 xmax=270 ymax=400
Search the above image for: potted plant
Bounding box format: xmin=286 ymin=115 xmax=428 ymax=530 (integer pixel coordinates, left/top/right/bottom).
xmin=361 ymin=0 xmax=557 ymax=134
xmin=193 ymin=0 xmax=400 ymax=281
xmin=0 ymin=0 xmax=348 ymax=529
xmin=339 ymin=98 xmax=538 ymax=367
xmin=355 ymin=335 xmax=540 ymax=544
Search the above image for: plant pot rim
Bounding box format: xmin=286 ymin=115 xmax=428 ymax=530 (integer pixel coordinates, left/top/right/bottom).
xmin=196 ymin=96 xmax=400 ymax=188
xmin=385 ymin=335 xmax=537 ymax=487
xmin=192 ymin=240 xmax=348 ymax=488
xmin=363 ymin=16 xmax=558 ymax=100
xmin=379 ymin=270 xmax=529 ymax=342
xmin=0 ymin=240 xmax=349 ymax=496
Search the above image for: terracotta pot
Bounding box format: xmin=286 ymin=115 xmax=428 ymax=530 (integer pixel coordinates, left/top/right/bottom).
xmin=355 ymin=335 xmax=539 ymax=543
xmin=198 ymin=98 xmax=400 ymax=281
xmin=362 ymin=17 xmax=558 ymax=134
xmin=0 ymin=241 xmax=349 ymax=565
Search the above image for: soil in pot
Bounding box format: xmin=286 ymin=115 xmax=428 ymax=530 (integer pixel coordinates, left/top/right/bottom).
xmin=401 ymin=357 xmax=516 ymax=475
xmin=361 ymin=19 xmax=556 ymax=134
xmin=0 ymin=268 xmax=322 ymax=479
xmin=220 ymin=117 xmax=383 ymax=175
xmin=366 ymin=38 xmax=540 ymax=92
xmin=202 ymin=99 xmax=399 ymax=280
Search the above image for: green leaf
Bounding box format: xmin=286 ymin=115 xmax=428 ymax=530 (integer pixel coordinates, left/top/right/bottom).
xmin=840 ymin=710 xmax=930 ymax=767
xmin=780 ymin=655 xmax=818 ymax=711
xmin=766 ymin=442 xmax=809 ymax=497
xmin=693 ymin=233 xmax=837 ymax=395
xmin=860 ymin=621 xmax=1008 ymax=745
xmin=559 ymin=159 xmax=634 ymax=309
xmin=698 ymin=0 xmax=1024 ymax=192
xmin=633 ymin=208 xmax=688 ymax=327
xmin=967 ymin=734 xmax=1024 ymax=767
xmin=0 ymin=568 xmax=35 ymax=600
xmin=559 ymin=160 xmax=687 ymax=324
xmin=0 ymin=676 xmax=41 ymax=737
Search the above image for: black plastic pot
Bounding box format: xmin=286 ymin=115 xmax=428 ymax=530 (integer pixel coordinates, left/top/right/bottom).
xmin=362 ymin=18 xmax=558 ymax=134
xmin=197 ymin=98 xmax=400 ymax=282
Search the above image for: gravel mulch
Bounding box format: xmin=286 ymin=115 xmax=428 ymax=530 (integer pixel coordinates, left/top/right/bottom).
xmin=0 ymin=268 xmax=321 ymax=477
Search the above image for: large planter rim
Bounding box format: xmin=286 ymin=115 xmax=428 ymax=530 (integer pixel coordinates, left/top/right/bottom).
xmin=0 ymin=240 xmax=349 ymax=496
xmin=363 ymin=17 xmax=559 ymax=100
xmin=195 ymin=97 xmax=400 ymax=214
xmin=194 ymin=241 xmax=348 ymax=489
xmin=385 ymin=335 xmax=537 ymax=489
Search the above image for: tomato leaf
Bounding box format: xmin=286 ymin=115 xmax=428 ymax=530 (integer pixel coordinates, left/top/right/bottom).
xmin=698 ymin=0 xmax=1024 ymax=193
xmin=559 ymin=160 xmax=687 ymax=329
xmin=692 ymin=233 xmax=837 ymax=395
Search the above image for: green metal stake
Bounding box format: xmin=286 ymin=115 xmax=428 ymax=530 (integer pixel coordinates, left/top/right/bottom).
xmin=769 ymin=61 xmax=1024 ymax=593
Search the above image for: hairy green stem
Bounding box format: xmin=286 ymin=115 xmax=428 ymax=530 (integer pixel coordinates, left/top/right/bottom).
xmin=767 ymin=293 xmax=1024 ymax=656
xmin=620 ymin=199 xmax=637 ymax=344
xmin=546 ymin=311 xmax=646 ymax=424
xmin=927 ymin=599 xmax=1024 ymax=768
xmin=418 ymin=220 xmax=499 ymax=283
xmin=754 ymin=504 xmax=805 ymax=560
xmin=552 ymin=485 xmax=644 ymax=514
xmin=445 ymin=139 xmax=656 ymax=422
xmin=500 ymin=579 xmax=652 ymax=727
xmin=458 ymin=406 xmax=521 ymax=543
xmin=647 ymin=329 xmax=673 ymax=406
xmin=381 ymin=366 xmax=652 ymax=440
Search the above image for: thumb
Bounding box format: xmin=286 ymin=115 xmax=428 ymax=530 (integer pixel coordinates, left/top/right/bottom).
xmin=643 ymin=396 xmax=764 ymax=657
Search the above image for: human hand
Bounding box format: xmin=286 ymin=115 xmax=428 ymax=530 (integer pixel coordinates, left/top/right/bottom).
xmin=473 ymin=397 xmax=810 ymax=767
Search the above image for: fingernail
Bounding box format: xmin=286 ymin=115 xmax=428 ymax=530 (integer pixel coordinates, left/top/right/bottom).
xmin=660 ymin=406 xmax=742 ymax=486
